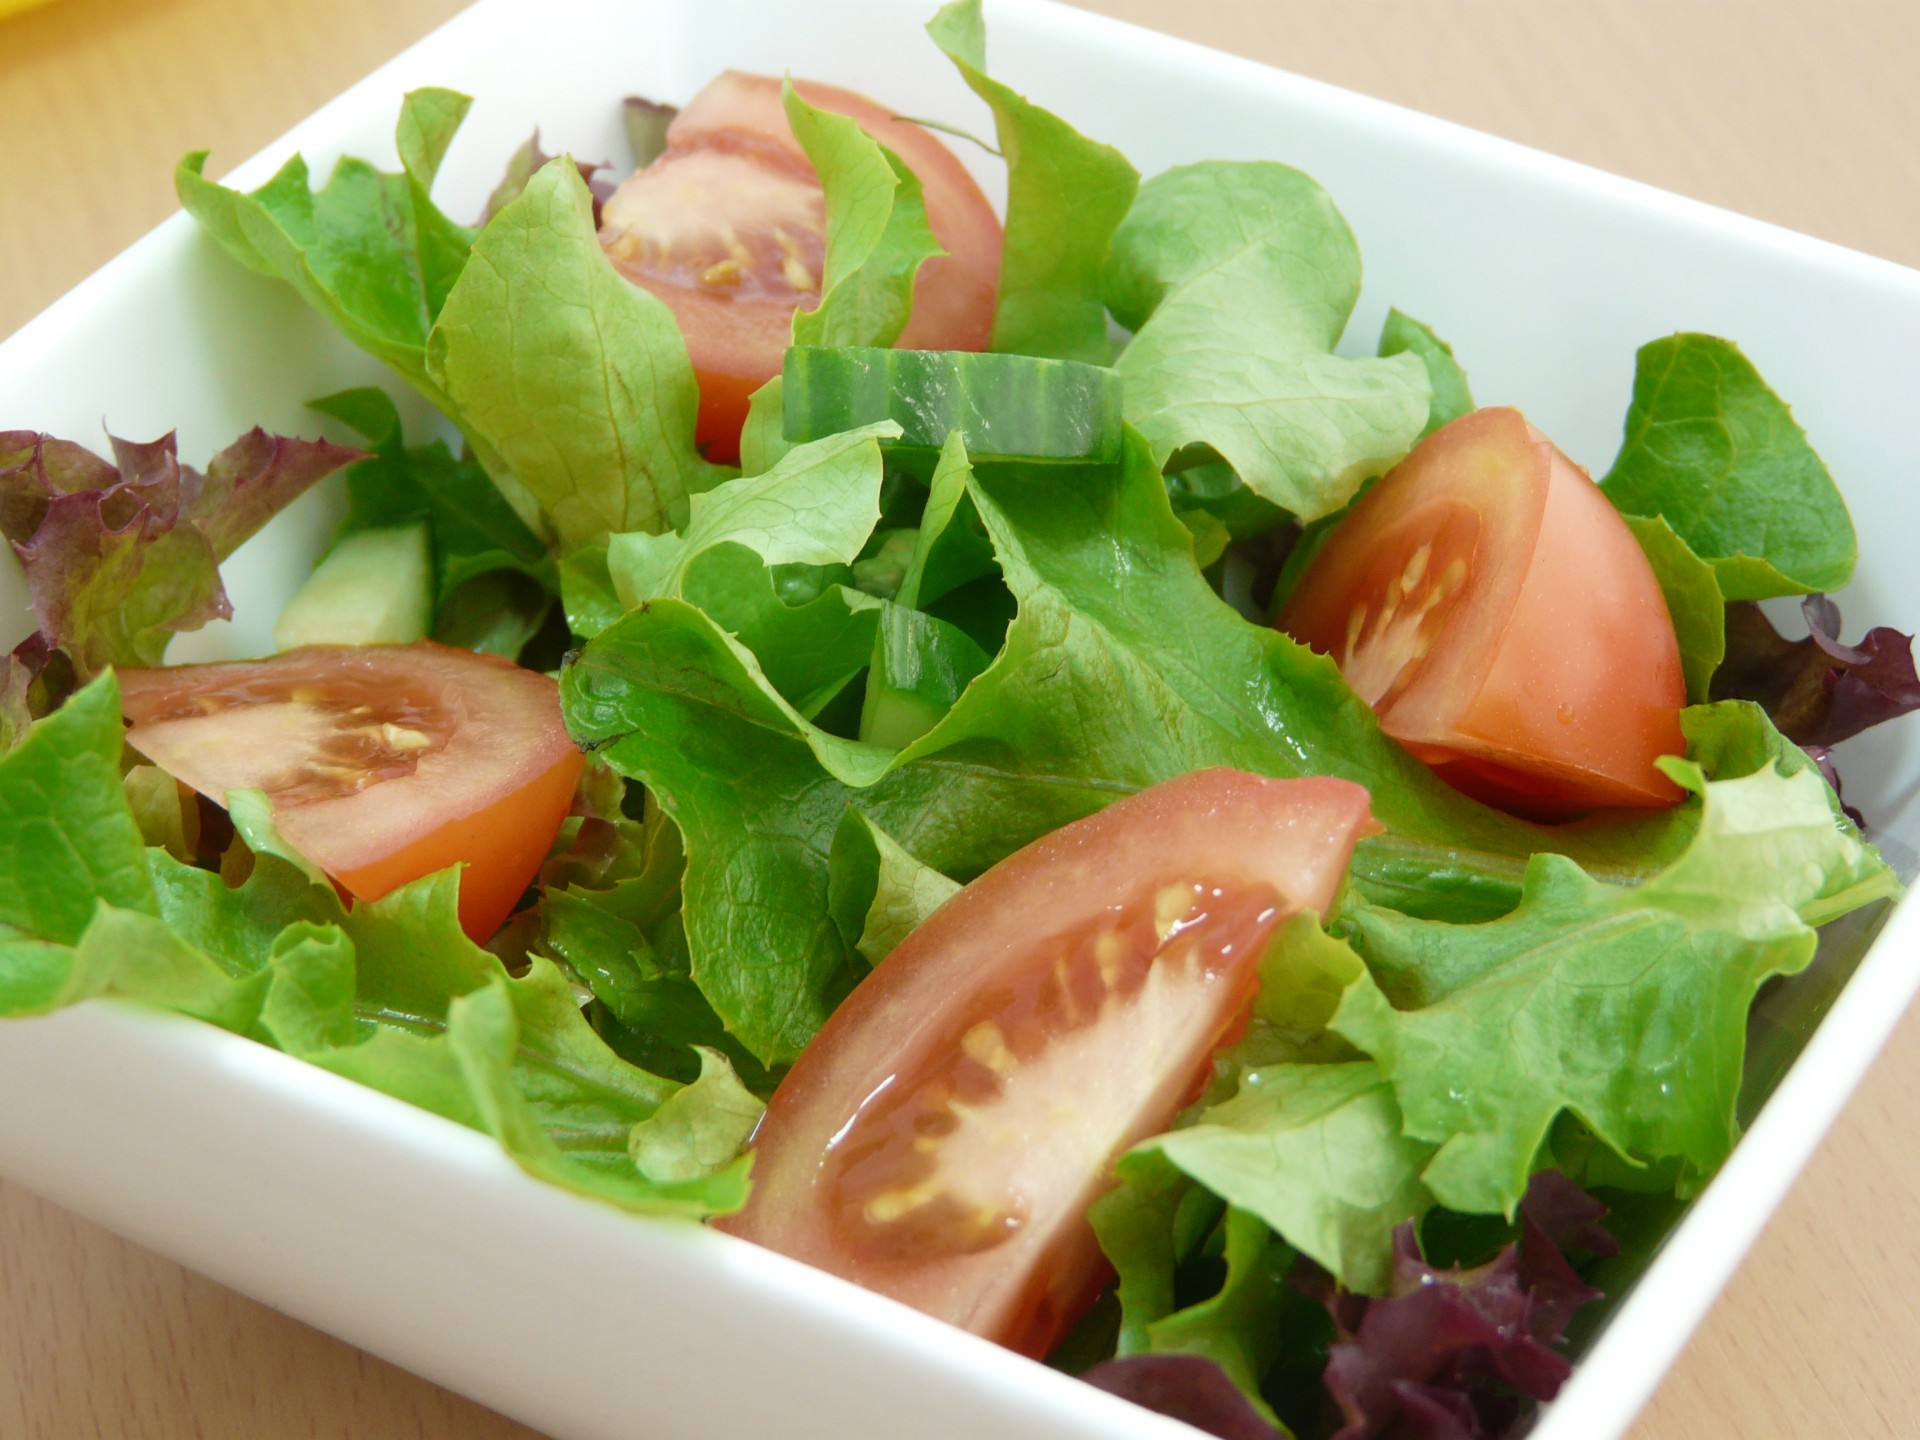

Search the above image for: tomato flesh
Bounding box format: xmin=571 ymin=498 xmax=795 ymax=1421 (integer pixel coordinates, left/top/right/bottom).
xmin=119 ymin=643 xmax=584 ymax=942
xmin=599 ymin=71 xmax=1003 ymax=461
xmin=717 ymin=769 xmax=1379 ymax=1359
xmin=1279 ymin=407 xmax=1687 ymax=817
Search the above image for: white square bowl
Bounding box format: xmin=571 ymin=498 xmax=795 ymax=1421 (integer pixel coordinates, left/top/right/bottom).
xmin=2 ymin=2 xmax=1918 ymax=1437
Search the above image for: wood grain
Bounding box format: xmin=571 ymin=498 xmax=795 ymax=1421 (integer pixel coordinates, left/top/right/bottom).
xmin=3 ymin=1 xmax=1918 ymax=1436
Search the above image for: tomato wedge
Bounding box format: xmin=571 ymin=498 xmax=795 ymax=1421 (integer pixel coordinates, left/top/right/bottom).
xmin=599 ymin=70 xmax=1003 ymax=461
xmin=1278 ymin=407 xmax=1687 ymax=817
xmin=118 ymin=643 xmax=584 ymax=942
xmin=718 ymin=769 xmax=1379 ymax=1359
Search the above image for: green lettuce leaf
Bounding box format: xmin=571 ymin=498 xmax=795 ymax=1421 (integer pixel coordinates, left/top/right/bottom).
xmin=627 ymin=1045 xmax=766 ymax=1184
xmin=927 ymin=0 xmax=1140 ymax=363
xmin=607 ymin=424 xmax=896 ymax=605
xmin=283 ymin=870 xmax=747 ymax=1214
xmin=1600 ymin=333 xmax=1855 ymax=600
xmin=258 ymin=922 xmax=365 ymax=1053
xmin=182 ymin=93 xmax=718 ymax=551
xmin=1624 ymin=513 xmax=1726 ymax=703
xmin=1175 ymin=509 xmax=1232 ymax=569
xmin=565 ymin=601 xmax=877 ymax=1062
xmin=447 ymin=974 xmax=748 ymax=1214
xmin=897 ymin=430 xmax=996 ymax=611
xmin=1377 ymin=309 xmax=1473 ymax=437
xmin=1102 ymin=918 xmax=1428 ymax=1300
xmin=1331 ymin=726 xmax=1898 ymax=1216
xmin=2 ymin=850 xmax=733 ymax=1211
xmin=689 ymin=548 xmax=882 ymax=720
xmin=826 ymin=808 xmax=960 ymax=966
xmin=564 ymin=428 xmax=1715 ymax=1064
xmin=1104 ymin=162 xmax=1430 ymax=521
xmin=892 ymin=430 xmax=1678 ymax=914
xmin=538 ymin=883 xmax=743 ymax=1086
xmin=56 ymin=904 xmax=271 ymax=1032
xmin=1134 ymin=1062 xmax=1433 ymax=1295
xmin=559 ymin=543 xmax=624 ymax=642
xmin=0 ymin=692 xmax=741 ymax=1217
xmin=851 ymin=528 xmax=920 ymax=601
xmin=309 ymin=387 xmax=555 ymax=657
xmin=784 ymin=83 xmax=941 ymax=350
xmin=122 ymin=766 xmax=199 ymax=865
xmin=0 ymin=674 xmax=155 ymax=942
xmin=177 ymin=89 xmax=476 ymax=405
xmin=1091 ymin=1151 xmax=1218 ymax=1356
xmin=426 ymin=159 xmax=727 ymax=548
xmin=603 ymin=426 xmax=897 ymax=719
xmin=226 ymin=788 xmax=330 ymax=888
xmin=145 ymin=849 xmax=333 ymax=977
xmin=738 ymin=378 xmax=795 ymax=477
xmin=1136 ymin=1208 xmax=1296 ymax=1421
xmin=316 ymin=867 xmax=689 ymax=1168
xmin=0 ymin=938 xmax=72 ymax=1015
xmin=1091 ymin=1167 xmax=1313 ymax=1423
xmin=393 ymin=88 xmax=479 ymax=317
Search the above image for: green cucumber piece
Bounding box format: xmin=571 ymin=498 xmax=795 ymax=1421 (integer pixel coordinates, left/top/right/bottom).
xmin=783 ymin=346 xmax=1123 ymax=466
xmin=859 ymin=603 xmax=992 ymax=749
xmin=274 ymin=522 xmax=433 ymax=649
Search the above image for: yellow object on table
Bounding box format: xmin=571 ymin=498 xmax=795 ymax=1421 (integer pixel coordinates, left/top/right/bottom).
xmin=0 ymin=0 xmax=59 ymax=19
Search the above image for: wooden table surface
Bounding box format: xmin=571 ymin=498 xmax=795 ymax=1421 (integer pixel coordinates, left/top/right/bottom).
xmin=5 ymin=1 xmax=1920 ymax=1435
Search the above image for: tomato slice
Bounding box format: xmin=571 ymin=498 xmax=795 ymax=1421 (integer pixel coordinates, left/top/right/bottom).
xmin=717 ymin=769 xmax=1379 ymax=1359
xmin=118 ymin=643 xmax=584 ymax=942
xmin=1278 ymin=407 xmax=1687 ymax=817
xmin=599 ymin=70 xmax=1003 ymax=461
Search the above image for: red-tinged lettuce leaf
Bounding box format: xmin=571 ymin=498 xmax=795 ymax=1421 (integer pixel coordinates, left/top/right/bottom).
xmin=2 ymin=431 xmax=221 ymax=670
xmin=1081 ymin=1354 xmax=1286 ymax=1440
xmin=622 ymin=97 xmax=677 ymax=169
xmin=1801 ymin=744 xmax=1863 ymax=827
xmin=1518 ymin=1168 xmax=1619 ymax=1265
xmin=178 ymin=427 xmax=361 ymax=560
xmin=1320 ymin=1177 xmax=1610 ymax=1440
xmin=481 ymin=130 xmax=616 ymax=227
xmin=1713 ymin=594 xmax=1920 ymax=749
xmin=0 ymin=428 xmax=357 ymax=675
xmin=0 ymin=656 xmax=30 ymax=753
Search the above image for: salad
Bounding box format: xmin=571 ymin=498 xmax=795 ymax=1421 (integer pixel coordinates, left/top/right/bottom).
xmin=3 ymin=3 xmax=1917 ymax=1436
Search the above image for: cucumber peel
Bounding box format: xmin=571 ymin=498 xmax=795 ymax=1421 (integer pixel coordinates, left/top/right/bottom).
xmin=783 ymin=346 xmax=1123 ymax=467
xmin=860 ymin=603 xmax=992 ymax=749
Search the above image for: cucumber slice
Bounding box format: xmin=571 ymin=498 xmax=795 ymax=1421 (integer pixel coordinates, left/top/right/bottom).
xmin=783 ymin=346 xmax=1123 ymax=466
xmin=859 ymin=603 xmax=992 ymax=750
xmin=274 ymin=523 xmax=433 ymax=649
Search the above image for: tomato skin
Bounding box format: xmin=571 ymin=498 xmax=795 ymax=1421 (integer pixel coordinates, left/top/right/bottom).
xmin=118 ymin=643 xmax=584 ymax=942
xmin=717 ymin=769 xmax=1379 ymax=1360
xmin=599 ymin=71 xmax=1003 ymax=461
xmin=1278 ymin=407 xmax=1686 ymax=818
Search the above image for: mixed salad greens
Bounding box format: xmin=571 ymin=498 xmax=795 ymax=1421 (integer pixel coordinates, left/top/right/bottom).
xmin=4 ymin=2 xmax=1918 ymax=1435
